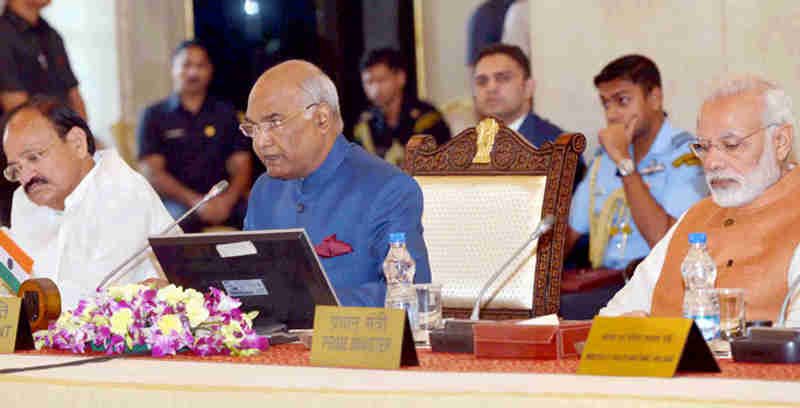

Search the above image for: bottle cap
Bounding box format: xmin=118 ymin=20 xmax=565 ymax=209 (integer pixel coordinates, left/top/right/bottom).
xmin=688 ymin=232 xmax=707 ymax=244
xmin=388 ymin=232 xmax=406 ymax=244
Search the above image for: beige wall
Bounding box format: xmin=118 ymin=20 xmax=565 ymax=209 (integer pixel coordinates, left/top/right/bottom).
xmin=40 ymin=0 xmax=187 ymax=151
xmin=417 ymin=0 xmax=484 ymax=105
xmin=43 ymin=0 xmax=120 ymax=146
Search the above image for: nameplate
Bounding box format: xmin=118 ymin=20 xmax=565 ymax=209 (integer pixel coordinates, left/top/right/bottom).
xmin=0 ymin=296 xmax=33 ymax=353
xmin=310 ymin=306 xmax=418 ymax=369
xmin=577 ymin=317 xmax=719 ymax=377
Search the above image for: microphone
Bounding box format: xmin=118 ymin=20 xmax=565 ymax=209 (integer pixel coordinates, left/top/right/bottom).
xmin=95 ymin=180 xmax=230 ymax=290
xmin=470 ymin=214 xmax=556 ymax=320
xmin=777 ymin=274 xmax=800 ymax=327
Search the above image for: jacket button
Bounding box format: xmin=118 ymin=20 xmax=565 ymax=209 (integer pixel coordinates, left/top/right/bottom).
xmin=297 ymin=203 xmax=305 ymax=213
xmin=724 ymin=218 xmax=734 ymax=227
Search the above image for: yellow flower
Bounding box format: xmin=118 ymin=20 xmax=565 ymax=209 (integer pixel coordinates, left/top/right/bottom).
xmin=109 ymin=284 xmax=143 ymax=302
xmin=156 ymin=285 xmax=184 ymax=307
xmin=183 ymin=288 xmax=204 ymax=304
xmin=92 ymin=315 xmax=109 ymax=327
xmin=109 ymin=308 xmax=134 ymax=336
xmin=220 ymin=321 xmax=244 ymax=347
xmin=157 ymin=314 xmax=183 ymax=335
xmin=185 ymin=296 xmax=209 ymax=328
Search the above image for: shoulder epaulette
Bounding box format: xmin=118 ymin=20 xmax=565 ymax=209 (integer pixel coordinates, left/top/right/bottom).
xmin=671 ymin=131 xmax=693 ymax=149
xmin=413 ymin=111 xmax=442 ymax=133
xmin=672 ymin=152 xmax=701 ymax=168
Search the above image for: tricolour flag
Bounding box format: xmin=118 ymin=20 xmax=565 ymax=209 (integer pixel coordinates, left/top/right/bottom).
xmin=0 ymin=229 xmax=33 ymax=294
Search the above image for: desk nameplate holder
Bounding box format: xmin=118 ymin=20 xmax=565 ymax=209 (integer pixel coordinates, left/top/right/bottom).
xmin=310 ymin=306 xmax=418 ymax=369
xmin=0 ymin=295 xmax=34 ymax=353
xmin=578 ymin=317 xmax=719 ymax=377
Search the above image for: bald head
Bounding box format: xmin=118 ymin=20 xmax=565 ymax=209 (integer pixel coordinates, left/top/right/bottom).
xmin=244 ymin=60 xmax=343 ymax=180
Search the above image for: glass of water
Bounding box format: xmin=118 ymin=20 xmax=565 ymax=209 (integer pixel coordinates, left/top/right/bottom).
xmin=718 ymin=288 xmax=746 ymax=340
xmin=413 ymin=283 xmax=442 ymax=344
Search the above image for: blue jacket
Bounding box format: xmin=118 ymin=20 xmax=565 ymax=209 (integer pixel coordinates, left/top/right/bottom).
xmin=244 ymin=134 xmax=432 ymax=306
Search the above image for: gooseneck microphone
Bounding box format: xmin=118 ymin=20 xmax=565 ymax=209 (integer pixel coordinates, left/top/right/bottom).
xmin=777 ymin=274 xmax=800 ymax=327
xmin=95 ymin=180 xmax=230 ymax=290
xmin=470 ymin=214 xmax=556 ymax=321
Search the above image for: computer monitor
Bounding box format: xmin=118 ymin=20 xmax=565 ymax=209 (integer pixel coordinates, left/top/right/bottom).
xmin=149 ymin=228 xmax=340 ymax=330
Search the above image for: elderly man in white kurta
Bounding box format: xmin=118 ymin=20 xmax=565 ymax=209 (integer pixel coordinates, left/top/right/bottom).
xmin=3 ymin=97 xmax=175 ymax=309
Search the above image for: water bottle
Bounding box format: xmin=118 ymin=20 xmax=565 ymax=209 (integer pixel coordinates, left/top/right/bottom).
xmin=383 ymin=232 xmax=419 ymax=335
xmin=681 ymin=232 xmax=720 ymax=342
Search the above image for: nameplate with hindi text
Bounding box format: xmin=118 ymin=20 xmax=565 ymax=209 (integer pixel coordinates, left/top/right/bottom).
xmin=0 ymin=296 xmax=24 ymax=353
xmin=310 ymin=306 xmax=418 ymax=369
xmin=577 ymin=316 xmax=719 ymax=377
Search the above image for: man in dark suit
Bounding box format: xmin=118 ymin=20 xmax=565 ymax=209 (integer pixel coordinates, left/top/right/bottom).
xmin=472 ymin=43 xmax=585 ymax=172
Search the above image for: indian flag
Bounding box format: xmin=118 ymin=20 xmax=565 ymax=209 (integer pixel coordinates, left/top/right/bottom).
xmin=0 ymin=229 xmax=33 ymax=294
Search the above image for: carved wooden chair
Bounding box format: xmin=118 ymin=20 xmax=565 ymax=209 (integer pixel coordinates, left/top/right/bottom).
xmin=403 ymin=117 xmax=585 ymax=319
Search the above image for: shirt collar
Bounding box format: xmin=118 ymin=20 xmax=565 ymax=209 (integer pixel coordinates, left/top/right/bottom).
xmin=297 ymin=134 xmax=349 ymax=194
xmin=62 ymin=150 xmax=105 ymax=213
xmin=642 ymin=118 xmax=677 ymax=157
xmin=507 ymin=113 xmax=527 ymax=132
xmin=166 ymin=93 xmax=211 ymax=115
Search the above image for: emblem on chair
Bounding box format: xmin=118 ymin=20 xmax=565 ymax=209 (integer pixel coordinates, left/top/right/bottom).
xmin=473 ymin=118 xmax=499 ymax=164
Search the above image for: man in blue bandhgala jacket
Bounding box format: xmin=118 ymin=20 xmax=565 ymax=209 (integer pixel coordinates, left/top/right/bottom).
xmin=240 ymin=60 xmax=431 ymax=307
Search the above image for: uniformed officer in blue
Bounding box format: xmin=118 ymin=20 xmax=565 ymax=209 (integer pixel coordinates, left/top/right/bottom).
xmin=137 ymin=40 xmax=253 ymax=232
xmin=241 ymin=60 xmax=431 ymax=307
xmin=567 ymin=55 xmax=708 ymax=273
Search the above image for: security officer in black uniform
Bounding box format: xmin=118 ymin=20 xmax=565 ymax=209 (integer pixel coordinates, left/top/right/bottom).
xmin=137 ymin=40 xmax=252 ymax=233
xmin=355 ymin=48 xmax=451 ymax=166
xmin=0 ymin=0 xmax=89 ymax=227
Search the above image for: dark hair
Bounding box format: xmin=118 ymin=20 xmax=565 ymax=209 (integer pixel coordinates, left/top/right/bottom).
xmin=474 ymin=44 xmax=531 ymax=78
xmin=172 ymin=39 xmax=210 ymax=61
xmin=359 ymin=47 xmax=406 ymax=73
xmin=1 ymin=96 xmax=96 ymax=155
xmin=594 ymin=54 xmax=661 ymax=93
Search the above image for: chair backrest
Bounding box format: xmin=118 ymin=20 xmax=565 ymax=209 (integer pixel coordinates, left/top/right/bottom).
xmin=111 ymin=120 xmax=137 ymax=168
xmin=404 ymin=117 xmax=585 ymax=319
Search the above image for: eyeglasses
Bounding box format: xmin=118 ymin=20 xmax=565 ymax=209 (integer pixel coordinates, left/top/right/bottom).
xmin=239 ymin=103 xmax=318 ymax=138
xmin=689 ymin=123 xmax=780 ymax=159
xmin=4 ymin=141 xmax=58 ymax=183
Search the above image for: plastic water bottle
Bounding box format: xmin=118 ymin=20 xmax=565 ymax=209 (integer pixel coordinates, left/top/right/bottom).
xmin=383 ymin=232 xmax=418 ymax=334
xmin=681 ymin=232 xmax=720 ymax=342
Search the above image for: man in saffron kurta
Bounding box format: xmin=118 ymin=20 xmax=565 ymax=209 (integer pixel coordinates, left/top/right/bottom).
xmin=600 ymin=75 xmax=800 ymax=325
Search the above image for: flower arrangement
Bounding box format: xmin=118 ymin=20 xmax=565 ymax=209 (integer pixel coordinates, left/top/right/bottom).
xmin=34 ymin=284 xmax=269 ymax=357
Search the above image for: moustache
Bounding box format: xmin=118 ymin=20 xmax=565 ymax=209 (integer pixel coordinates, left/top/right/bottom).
xmin=24 ymin=176 xmax=48 ymax=194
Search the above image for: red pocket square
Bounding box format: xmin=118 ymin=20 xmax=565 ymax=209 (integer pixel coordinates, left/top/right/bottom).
xmin=314 ymin=234 xmax=353 ymax=258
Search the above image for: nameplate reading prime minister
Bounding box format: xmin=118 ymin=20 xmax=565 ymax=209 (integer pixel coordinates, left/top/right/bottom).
xmin=310 ymin=306 xmax=418 ymax=369
xmin=577 ymin=317 xmax=719 ymax=377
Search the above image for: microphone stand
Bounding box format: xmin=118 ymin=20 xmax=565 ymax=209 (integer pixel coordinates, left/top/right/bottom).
xmin=95 ymin=180 xmax=230 ymax=290
xmin=777 ymin=275 xmax=800 ymax=327
xmin=469 ymin=215 xmax=555 ymax=320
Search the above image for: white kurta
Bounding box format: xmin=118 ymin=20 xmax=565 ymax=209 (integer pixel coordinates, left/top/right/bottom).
xmin=10 ymin=149 xmax=175 ymax=310
xmin=600 ymin=214 xmax=800 ymax=327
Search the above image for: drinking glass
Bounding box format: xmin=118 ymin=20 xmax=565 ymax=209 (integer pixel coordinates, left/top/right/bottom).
xmin=718 ymin=288 xmax=746 ymax=340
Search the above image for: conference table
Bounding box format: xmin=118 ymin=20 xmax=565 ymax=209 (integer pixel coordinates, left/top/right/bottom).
xmin=1 ymin=343 xmax=799 ymax=407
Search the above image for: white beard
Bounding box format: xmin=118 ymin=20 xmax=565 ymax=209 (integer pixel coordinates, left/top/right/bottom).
xmin=705 ymin=141 xmax=782 ymax=207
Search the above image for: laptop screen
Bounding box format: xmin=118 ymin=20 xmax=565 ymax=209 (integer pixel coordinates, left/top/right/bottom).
xmin=149 ymin=229 xmax=339 ymax=330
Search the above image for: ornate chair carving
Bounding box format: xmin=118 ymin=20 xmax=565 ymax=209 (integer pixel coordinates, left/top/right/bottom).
xmin=404 ymin=117 xmax=585 ymax=319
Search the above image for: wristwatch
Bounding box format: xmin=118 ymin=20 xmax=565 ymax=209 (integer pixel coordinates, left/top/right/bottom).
xmin=616 ymin=158 xmax=636 ymax=177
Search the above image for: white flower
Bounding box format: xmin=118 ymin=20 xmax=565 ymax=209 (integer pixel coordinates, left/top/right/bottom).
xmin=217 ymin=295 xmax=241 ymax=312
xmin=156 ymin=284 xmax=185 ymax=307
xmin=108 ymin=284 xmax=143 ymax=303
xmin=185 ymin=296 xmax=209 ymax=328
